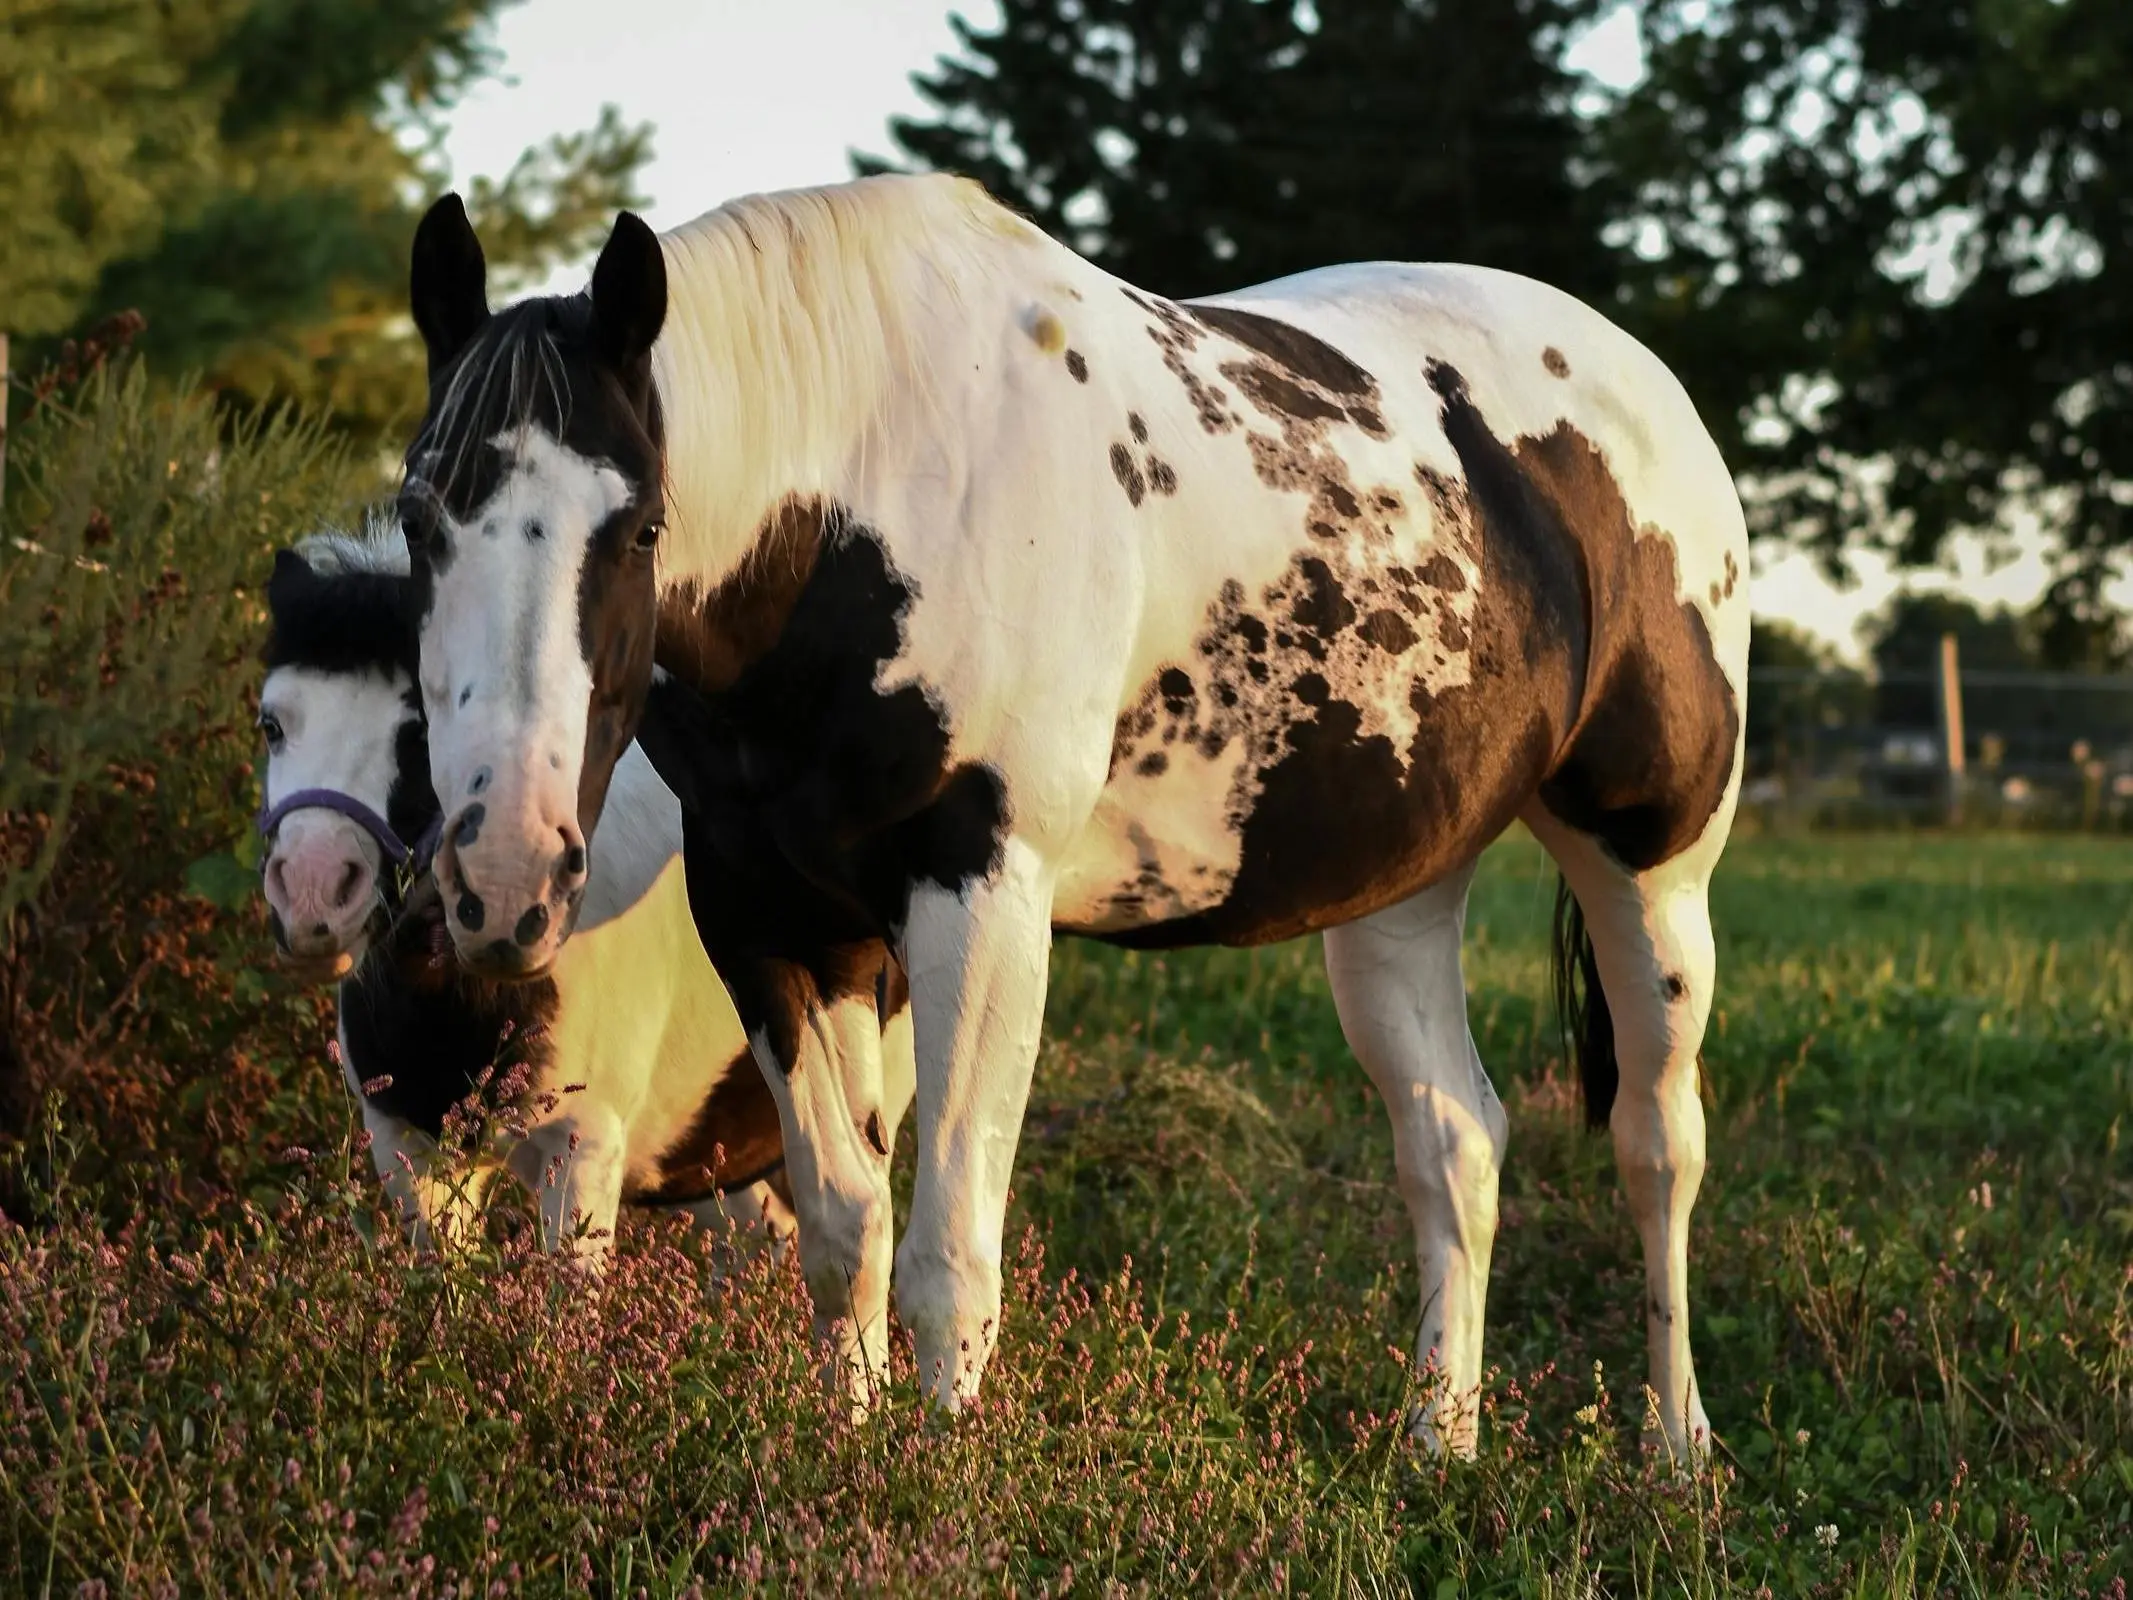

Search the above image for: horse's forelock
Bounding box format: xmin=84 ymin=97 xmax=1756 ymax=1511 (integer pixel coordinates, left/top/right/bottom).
xmin=410 ymin=300 xmax=585 ymax=517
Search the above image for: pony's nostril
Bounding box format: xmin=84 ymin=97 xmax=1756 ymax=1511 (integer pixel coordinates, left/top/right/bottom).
xmin=329 ymin=860 xmax=363 ymax=910
xmin=265 ymin=857 xmax=289 ymax=906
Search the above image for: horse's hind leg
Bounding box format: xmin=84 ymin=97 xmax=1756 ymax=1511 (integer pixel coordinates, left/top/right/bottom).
xmin=1323 ymin=860 xmax=1506 ymax=1457
xmin=1523 ymin=803 xmax=1728 ymax=1465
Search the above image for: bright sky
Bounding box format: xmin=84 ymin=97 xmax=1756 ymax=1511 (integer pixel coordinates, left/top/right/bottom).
xmin=441 ymin=0 xmax=2093 ymax=665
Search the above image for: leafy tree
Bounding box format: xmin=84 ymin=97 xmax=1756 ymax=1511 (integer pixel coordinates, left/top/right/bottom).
xmin=867 ymin=0 xmax=1617 ymax=302
xmin=0 ymin=0 xmax=650 ymax=435
xmin=1605 ymin=0 xmax=2133 ymax=638
xmin=1862 ymin=592 xmax=2033 ymax=737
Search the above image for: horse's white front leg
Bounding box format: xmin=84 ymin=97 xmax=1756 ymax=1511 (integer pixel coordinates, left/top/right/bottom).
xmin=509 ymin=1105 xmax=628 ymax=1266
xmin=748 ymin=979 xmax=897 ymax=1407
xmin=896 ymin=837 xmax=1055 ymax=1407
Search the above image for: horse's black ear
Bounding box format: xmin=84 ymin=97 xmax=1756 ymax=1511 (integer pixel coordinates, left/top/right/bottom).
xmin=590 ymin=211 xmax=667 ymax=371
xmin=410 ymin=193 xmax=489 ymax=378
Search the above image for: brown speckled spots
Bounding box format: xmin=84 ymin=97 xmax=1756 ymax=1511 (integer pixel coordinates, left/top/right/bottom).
xmin=1543 ymin=347 xmax=1571 ymax=379
xmin=1065 ymin=349 xmax=1089 ymax=383
xmin=1129 ymin=412 xmax=1148 ymax=442
xmin=1359 ymin=608 xmax=1419 ymax=654
xmin=1109 ymin=441 xmax=1146 ymax=507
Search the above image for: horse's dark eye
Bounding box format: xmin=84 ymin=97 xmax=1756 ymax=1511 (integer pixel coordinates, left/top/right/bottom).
xmin=258 ymin=713 xmax=285 ymax=751
xmin=635 ymin=520 xmax=663 ymax=552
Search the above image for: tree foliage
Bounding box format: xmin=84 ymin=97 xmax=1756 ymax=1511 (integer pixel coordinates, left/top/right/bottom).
xmin=0 ymin=0 xmax=651 ymax=436
xmin=868 ymin=0 xmax=1616 ymax=302
xmin=1605 ymin=0 xmax=2132 ymax=631
xmin=876 ymin=0 xmax=2133 ymax=633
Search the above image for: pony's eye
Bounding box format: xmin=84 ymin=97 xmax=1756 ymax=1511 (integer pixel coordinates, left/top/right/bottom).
xmin=258 ymin=712 xmax=285 ymax=751
xmin=635 ymin=519 xmax=663 ymax=552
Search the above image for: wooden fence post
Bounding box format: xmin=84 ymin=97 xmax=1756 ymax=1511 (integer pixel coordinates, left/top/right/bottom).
xmin=1938 ymin=631 xmax=1966 ymax=825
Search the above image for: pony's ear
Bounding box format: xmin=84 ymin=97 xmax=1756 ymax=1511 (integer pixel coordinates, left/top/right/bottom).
xmin=590 ymin=211 xmax=667 ymax=371
xmin=409 ymin=193 xmax=489 ymax=378
xmin=264 ymin=547 xmax=311 ymax=621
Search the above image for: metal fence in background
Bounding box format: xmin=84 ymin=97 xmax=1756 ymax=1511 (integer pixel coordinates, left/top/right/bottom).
xmin=1744 ymin=644 xmax=2133 ymax=830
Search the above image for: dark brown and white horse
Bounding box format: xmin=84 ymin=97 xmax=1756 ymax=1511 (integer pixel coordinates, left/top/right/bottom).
xmin=257 ymin=521 xmax=914 ymax=1288
xmin=393 ymin=175 xmax=1746 ymax=1459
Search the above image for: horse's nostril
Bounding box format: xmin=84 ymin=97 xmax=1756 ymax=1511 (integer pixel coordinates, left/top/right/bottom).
xmin=556 ymin=825 xmax=588 ymax=883
xmin=330 ymin=860 xmax=363 ymax=910
xmin=513 ymin=904 xmax=550 ymax=946
xmin=266 ymin=857 xmax=289 ymax=904
xmin=456 ymin=891 xmax=486 ymax=931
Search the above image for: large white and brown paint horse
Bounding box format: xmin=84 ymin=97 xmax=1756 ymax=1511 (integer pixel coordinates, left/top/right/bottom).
xmin=256 ymin=521 xmax=915 ymax=1267
xmin=391 ymin=174 xmax=1746 ymax=1459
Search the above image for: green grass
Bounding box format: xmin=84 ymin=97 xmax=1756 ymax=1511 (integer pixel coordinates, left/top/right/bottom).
xmin=6 ymin=833 xmax=2131 ymax=1595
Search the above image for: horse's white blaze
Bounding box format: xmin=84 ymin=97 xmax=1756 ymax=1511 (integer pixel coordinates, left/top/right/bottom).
xmin=259 ymin=665 xmax=415 ymax=956
xmin=418 ymin=426 xmax=626 ymax=955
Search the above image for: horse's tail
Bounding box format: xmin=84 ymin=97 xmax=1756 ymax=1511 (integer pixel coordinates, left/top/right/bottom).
xmin=1551 ymin=876 xmax=1617 ymax=1130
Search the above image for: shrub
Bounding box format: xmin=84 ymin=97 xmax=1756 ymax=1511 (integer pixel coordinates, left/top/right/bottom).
xmin=0 ymin=345 xmax=377 ymax=1195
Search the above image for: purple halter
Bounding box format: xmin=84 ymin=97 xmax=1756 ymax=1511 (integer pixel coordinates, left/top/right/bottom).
xmin=257 ymin=789 xmax=441 ymax=875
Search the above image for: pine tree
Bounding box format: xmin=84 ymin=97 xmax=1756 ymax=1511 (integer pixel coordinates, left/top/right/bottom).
xmin=0 ymin=0 xmax=651 ymax=436
xmin=867 ymin=0 xmax=1615 ymax=302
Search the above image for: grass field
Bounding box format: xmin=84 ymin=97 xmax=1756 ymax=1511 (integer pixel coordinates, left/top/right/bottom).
xmin=6 ymin=832 xmax=2131 ymax=1596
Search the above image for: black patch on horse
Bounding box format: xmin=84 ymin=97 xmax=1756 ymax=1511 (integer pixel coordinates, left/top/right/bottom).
xmin=1188 ymin=304 xmax=1374 ymax=398
xmin=654 ymin=501 xmax=1008 ymax=928
xmin=1512 ymin=428 xmax=1740 ymax=870
xmin=639 ymin=529 xmax=986 ymax=1078
xmin=1433 ymin=357 xmax=1737 ymax=870
xmin=341 ymin=922 xmax=561 ymax=1140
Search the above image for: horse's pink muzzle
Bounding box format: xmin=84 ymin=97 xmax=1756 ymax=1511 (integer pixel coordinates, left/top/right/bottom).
xmin=430 ymin=799 xmax=589 ymax=979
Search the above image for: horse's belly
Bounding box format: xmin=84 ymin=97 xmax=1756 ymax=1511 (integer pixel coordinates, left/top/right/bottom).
xmin=1052 ymin=737 xmax=1253 ymax=932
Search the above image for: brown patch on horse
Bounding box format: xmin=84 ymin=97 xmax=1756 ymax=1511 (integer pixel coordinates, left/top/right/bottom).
xmin=1501 ymin=421 xmax=1738 ymax=871
xmin=632 ymin=1050 xmax=787 ymax=1203
xmin=656 ymin=499 xmax=825 ymax=693
xmin=1543 ymin=347 xmax=1571 ymax=378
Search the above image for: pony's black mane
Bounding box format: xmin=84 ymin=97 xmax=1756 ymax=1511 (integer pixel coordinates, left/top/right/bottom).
xmin=263 ymin=551 xmax=420 ymax=678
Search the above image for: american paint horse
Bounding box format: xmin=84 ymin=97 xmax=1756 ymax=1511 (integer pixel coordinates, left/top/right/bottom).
xmin=256 ymin=520 xmax=914 ymax=1263
xmin=393 ymin=174 xmax=1747 ymax=1458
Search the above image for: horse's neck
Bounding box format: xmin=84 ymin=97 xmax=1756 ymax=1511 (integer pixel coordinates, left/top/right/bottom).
xmin=648 ymin=211 xmax=1051 ymax=594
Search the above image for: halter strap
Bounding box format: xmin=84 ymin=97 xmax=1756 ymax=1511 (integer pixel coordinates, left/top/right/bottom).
xmin=257 ymin=789 xmax=441 ymax=874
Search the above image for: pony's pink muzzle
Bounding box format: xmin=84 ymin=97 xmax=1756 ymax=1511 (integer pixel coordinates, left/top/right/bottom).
xmin=431 ymin=799 xmax=588 ymax=979
xmin=262 ymin=819 xmax=379 ymax=981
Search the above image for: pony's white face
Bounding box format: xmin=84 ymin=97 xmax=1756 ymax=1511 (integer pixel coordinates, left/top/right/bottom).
xmin=401 ymin=195 xmax=668 ymax=979
xmin=257 ymin=665 xmax=419 ymax=978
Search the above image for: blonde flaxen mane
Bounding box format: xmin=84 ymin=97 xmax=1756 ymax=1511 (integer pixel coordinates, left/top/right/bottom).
xmin=652 ymin=174 xmax=1041 ymax=577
